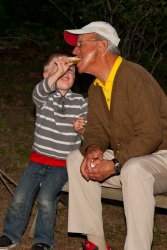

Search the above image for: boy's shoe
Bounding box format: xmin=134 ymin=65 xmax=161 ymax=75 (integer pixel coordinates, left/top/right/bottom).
xmin=31 ymin=243 xmax=52 ymax=250
xmin=82 ymin=240 xmax=112 ymax=250
xmin=0 ymin=235 xmax=17 ymax=249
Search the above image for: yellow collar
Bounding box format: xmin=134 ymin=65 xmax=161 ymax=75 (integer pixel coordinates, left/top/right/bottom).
xmin=93 ymin=56 xmax=123 ymax=109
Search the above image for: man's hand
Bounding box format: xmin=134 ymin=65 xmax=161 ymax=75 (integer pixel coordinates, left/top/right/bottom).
xmin=88 ymin=159 xmax=115 ymax=182
xmin=80 ymin=145 xmax=115 ymax=182
xmin=81 ymin=145 xmax=103 ymax=181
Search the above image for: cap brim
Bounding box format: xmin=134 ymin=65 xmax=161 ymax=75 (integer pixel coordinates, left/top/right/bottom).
xmin=64 ymin=31 xmax=78 ymax=46
xmin=64 ymin=29 xmax=92 ymax=46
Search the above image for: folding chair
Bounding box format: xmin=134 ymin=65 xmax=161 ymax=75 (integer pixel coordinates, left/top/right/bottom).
xmin=0 ymin=169 xmax=17 ymax=196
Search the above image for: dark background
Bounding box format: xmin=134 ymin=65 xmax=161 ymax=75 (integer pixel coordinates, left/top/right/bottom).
xmin=0 ymin=0 xmax=167 ymax=94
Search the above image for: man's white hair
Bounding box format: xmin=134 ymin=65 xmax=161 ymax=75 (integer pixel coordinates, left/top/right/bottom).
xmin=97 ymin=34 xmax=121 ymax=55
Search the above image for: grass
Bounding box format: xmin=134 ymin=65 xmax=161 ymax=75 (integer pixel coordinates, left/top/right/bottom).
xmin=0 ymin=48 xmax=42 ymax=172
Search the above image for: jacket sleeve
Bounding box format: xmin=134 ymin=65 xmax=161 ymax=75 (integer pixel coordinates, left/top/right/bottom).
xmin=80 ymin=85 xmax=110 ymax=155
xmin=115 ymin=74 xmax=163 ymax=164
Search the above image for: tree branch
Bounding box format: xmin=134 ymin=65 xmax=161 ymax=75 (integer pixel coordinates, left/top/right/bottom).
xmin=47 ymin=0 xmax=77 ymax=28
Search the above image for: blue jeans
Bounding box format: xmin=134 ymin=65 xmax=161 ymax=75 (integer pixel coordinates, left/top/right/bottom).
xmin=3 ymin=161 xmax=68 ymax=247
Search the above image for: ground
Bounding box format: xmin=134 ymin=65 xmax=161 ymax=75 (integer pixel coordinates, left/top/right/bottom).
xmin=0 ymin=172 xmax=167 ymax=250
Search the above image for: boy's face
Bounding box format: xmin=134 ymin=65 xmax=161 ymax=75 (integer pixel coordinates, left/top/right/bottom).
xmin=56 ymin=66 xmax=75 ymax=91
xmin=44 ymin=59 xmax=75 ymax=92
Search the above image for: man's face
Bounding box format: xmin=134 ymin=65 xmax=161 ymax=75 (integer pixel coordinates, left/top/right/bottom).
xmin=72 ymin=33 xmax=100 ymax=74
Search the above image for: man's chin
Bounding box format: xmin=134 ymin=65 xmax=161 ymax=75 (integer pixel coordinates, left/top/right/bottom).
xmin=76 ymin=64 xmax=85 ymax=73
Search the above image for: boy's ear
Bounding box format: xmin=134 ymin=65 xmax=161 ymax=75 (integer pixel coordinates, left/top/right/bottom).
xmin=43 ymin=71 xmax=49 ymax=78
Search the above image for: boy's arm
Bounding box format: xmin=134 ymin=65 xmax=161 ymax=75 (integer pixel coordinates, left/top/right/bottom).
xmin=33 ymin=56 xmax=73 ymax=107
xmin=32 ymin=78 xmax=52 ymax=107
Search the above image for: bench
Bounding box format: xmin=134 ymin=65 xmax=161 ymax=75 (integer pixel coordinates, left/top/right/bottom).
xmin=29 ymin=181 xmax=167 ymax=238
xmin=61 ymin=181 xmax=167 ymax=209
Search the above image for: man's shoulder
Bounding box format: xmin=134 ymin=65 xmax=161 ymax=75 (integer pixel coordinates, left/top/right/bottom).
xmin=118 ymin=59 xmax=155 ymax=85
xmin=121 ymin=59 xmax=146 ymax=73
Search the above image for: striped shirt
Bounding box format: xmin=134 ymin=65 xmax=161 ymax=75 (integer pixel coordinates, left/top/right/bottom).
xmin=32 ymin=78 xmax=88 ymax=160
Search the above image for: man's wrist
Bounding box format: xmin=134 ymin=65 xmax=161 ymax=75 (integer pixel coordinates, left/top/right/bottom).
xmin=112 ymin=158 xmax=122 ymax=175
xmin=85 ymin=144 xmax=97 ymax=155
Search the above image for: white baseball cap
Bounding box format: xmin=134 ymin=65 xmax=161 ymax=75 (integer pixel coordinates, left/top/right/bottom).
xmin=64 ymin=21 xmax=120 ymax=47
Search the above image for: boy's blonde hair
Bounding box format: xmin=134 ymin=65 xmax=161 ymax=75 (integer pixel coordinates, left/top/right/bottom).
xmin=44 ymin=53 xmax=75 ymax=73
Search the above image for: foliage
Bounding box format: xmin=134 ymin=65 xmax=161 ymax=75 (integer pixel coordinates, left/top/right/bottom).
xmin=46 ymin=0 xmax=167 ymax=75
xmin=0 ymin=0 xmax=167 ymax=84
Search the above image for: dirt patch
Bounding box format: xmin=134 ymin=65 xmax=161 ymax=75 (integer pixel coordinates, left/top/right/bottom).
xmin=0 ymin=173 xmax=167 ymax=250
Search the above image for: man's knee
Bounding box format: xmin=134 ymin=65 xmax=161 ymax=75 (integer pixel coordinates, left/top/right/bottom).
xmin=67 ymin=149 xmax=83 ymax=169
xmin=121 ymin=157 xmax=149 ymax=182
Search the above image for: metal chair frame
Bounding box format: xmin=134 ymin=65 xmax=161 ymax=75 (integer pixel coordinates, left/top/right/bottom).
xmin=0 ymin=169 xmax=17 ymax=196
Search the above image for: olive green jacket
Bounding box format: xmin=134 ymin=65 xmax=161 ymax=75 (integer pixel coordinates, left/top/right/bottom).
xmin=80 ymin=59 xmax=167 ymax=165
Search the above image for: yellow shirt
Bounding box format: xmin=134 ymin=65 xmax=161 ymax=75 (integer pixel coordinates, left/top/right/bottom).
xmin=93 ymin=56 xmax=123 ymax=110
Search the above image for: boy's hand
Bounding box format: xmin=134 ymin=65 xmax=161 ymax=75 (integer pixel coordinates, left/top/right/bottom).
xmin=73 ymin=117 xmax=86 ymax=135
xmin=47 ymin=56 xmax=73 ymax=88
xmin=53 ymin=56 xmax=73 ymax=79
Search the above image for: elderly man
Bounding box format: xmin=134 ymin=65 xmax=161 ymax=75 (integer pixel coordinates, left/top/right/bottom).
xmin=64 ymin=21 xmax=167 ymax=250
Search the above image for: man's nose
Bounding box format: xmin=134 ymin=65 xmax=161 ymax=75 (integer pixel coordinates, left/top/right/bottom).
xmin=72 ymin=46 xmax=79 ymax=55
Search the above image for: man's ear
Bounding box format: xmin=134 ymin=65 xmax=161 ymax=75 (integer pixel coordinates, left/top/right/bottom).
xmin=43 ymin=71 xmax=49 ymax=78
xmin=98 ymin=40 xmax=108 ymax=54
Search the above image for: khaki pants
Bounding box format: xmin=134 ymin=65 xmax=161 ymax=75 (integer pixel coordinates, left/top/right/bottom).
xmin=67 ymin=149 xmax=167 ymax=250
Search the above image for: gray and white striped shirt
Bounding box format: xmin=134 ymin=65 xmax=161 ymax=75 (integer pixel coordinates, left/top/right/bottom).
xmin=32 ymin=78 xmax=88 ymax=159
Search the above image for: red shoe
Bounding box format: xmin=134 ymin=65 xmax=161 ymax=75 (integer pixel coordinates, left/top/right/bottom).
xmin=82 ymin=240 xmax=111 ymax=250
xmin=106 ymin=244 xmax=112 ymax=250
xmin=82 ymin=240 xmax=98 ymax=250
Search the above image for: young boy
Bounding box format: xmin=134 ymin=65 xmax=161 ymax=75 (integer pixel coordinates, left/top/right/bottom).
xmin=0 ymin=54 xmax=87 ymax=250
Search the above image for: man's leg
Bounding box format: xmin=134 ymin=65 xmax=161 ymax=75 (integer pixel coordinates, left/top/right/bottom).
xmin=121 ymin=150 xmax=167 ymax=250
xmin=67 ymin=149 xmax=103 ymax=235
xmin=67 ymin=149 xmax=122 ymax=250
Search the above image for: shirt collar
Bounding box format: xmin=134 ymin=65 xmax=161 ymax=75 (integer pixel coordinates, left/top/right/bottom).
xmin=93 ymin=56 xmax=123 ymax=88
